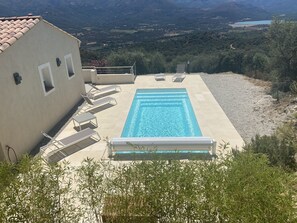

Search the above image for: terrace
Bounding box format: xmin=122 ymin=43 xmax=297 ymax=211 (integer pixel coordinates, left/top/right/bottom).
xmin=41 ymin=73 xmax=244 ymax=164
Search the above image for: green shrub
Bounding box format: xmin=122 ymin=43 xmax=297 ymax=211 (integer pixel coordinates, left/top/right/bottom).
xmin=252 ymin=53 xmax=269 ymax=73
xmin=107 ymin=51 xmax=167 ymax=74
xmin=271 ymin=78 xmax=292 ymax=93
xmin=76 ymin=158 xmax=109 ymax=222
xmin=244 ymin=133 xmax=297 ymax=171
xmin=289 ymin=81 xmax=297 ymax=94
xmin=1 ymin=153 xmax=296 ymax=222
xmin=243 ymin=52 xmax=271 ymax=80
xmin=190 ymin=54 xmax=219 ymax=73
xmin=0 ymin=156 xmax=80 ymax=223
xmin=217 ymin=51 xmax=244 ymax=73
xmin=105 ymin=153 xmax=296 ymax=222
xmin=221 ymin=152 xmax=296 ymax=222
xmin=0 ymin=161 xmax=18 ymax=191
xmin=107 ymin=51 xmax=149 ymax=74
xmin=276 ymin=122 xmax=297 ymax=150
xmin=147 ymin=52 xmax=166 ymax=73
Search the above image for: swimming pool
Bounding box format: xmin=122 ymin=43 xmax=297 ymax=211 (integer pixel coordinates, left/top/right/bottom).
xmin=121 ymin=88 xmax=202 ymax=137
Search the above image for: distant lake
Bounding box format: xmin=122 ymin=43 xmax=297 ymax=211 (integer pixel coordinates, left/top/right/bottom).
xmin=232 ymin=20 xmax=272 ymax=27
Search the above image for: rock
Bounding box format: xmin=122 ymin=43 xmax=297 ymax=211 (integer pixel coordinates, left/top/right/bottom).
xmin=290 ymin=98 xmax=297 ymax=104
xmin=253 ymin=106 xmax=260 ymax=111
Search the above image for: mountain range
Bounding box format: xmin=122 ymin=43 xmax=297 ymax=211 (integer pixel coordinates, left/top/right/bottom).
xmin=0 ymin=0 xmax=277 ymax=29
xmin=0 ymin=0 xmax=296 ymax=41
xmin=174 ymin=0 xmax=297 ymax=13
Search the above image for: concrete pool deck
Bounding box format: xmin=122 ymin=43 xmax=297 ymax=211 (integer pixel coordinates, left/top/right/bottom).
xmin=42 ymin=73 xmax=244 ymax=165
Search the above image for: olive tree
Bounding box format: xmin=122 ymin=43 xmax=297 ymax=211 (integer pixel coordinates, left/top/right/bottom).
xmin=268 ymin=19 xmax=297 ymax=91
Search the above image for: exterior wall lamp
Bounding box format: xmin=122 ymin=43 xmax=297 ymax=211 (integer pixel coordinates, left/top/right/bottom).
xmin=13 ymin=72 xmax=22 ymax=85
xmin=56 ymin=57 xmax=61 ymax=67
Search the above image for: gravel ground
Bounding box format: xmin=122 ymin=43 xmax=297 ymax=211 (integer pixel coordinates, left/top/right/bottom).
xmin=200 ymin=72 xmax=292 ymax=142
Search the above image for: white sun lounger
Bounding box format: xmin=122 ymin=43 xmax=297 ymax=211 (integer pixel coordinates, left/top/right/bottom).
xmin=172 ymin=73 xmax=186 ymax=82
xmin=41 ymin=128 xmax=101 ymax=158
xmin=88 ymin=83 xmax=121 ymax=99
xmin=109 ymin=137 xmax=216 ymax=157
xmin=155 ymin=73 xmax=165 ymax=81
xmin=81 ymin=94 xmax=117 ymax=111
xmin=172 ymin=63 xmax=186 ymax=82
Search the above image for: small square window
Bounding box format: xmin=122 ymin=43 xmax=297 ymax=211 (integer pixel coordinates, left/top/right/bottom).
xmin=64 ymin=54 xmax=75 ymax=79
xmin=38 ymin=63 xmax=55 ymax=96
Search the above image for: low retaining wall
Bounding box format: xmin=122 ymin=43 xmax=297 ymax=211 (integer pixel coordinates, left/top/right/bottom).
xmin=81 ymin=69 xmax=94 ymax=83
xmin=82 ymin=69 xmax=135 ymax=84
xmin=94 ymin=73 xmax=135 ymax=84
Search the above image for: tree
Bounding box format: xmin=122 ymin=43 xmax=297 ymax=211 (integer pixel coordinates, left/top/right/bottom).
xmin=148 ymin=52 xmax=166 ymax=73
xmin=107 ymin=51 xmax=149 ymax=74
xmin=268 ymin=19 xmax=297 ymax=83
xmin=252 ymin=52 xmax=269 ymax=73
xmin=218 ymin=51 xmax=244 ymax=73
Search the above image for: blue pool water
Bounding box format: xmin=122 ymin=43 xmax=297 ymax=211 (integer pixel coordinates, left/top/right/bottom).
xmin=121 ymin=88 xmax=202 ymax=137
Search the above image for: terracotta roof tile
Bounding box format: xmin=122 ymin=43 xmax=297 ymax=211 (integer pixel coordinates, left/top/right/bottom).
xmin=26 ymin=22 xmax=35 ymax=29
xmin=32 ymin=19 xmax=39 ymax=25
xmin=2 ymin=28 xmax=8 ymax=32
xmin=20 ymin=27 xmax=29 ymax=33
xmin=6 ymin=37 xmax=17 ymax=45
xmin=8 ymin=28 xmax=16 ymax=33
xmin=0 ymin=15 xmax=41 ymax=53
xmin=14 ymin=32 xmax=23 ymax=39
xmin=0 ymin=42 xmax=10 ymax=52
xmin=1 ymin=37 xmax=9 ymax=43
xmin=0 ymin=33 xmax=7 ymax=38
xmin=14 ymin=27 xmax=21 ymax=33
xmin=15 ymin=23 xmax=22 ymax=27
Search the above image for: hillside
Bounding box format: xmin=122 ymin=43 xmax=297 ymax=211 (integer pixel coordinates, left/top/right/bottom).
xmin=0 ymin=0 xmax=270 ymax=30
xmin=210 ymin=2 xmax=269 ymax=20
xmin=0 ymin=0 xmax=277 ymax=50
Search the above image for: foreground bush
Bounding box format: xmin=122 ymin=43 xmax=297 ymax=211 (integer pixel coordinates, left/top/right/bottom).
xmin=0 ymin=156 xmax=79 ymax=223
xmin=245 ymin=122 xmax=297 ymax=171
xmin=106 ymin=152 xmax=296 ymax=223
xmin=0 ymin=152 xmax=296 ymax=222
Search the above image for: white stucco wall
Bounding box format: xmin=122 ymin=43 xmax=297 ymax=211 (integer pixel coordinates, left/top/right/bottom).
xmin=82 ymin=68 xmax=95 ymax=83
xmin=0 ymin=20 xmax=85 ymax=161
xmin=92 ymin=73 xmax=135 ymax=84
xmin=82 ymin=69 xmax=135 ymax=84
xmin=0 ymin=143 xmax=4 ymax=161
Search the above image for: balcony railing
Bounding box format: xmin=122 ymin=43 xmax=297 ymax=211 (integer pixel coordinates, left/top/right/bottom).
xmin=82 ymin=63 xmax=136 ymax=84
